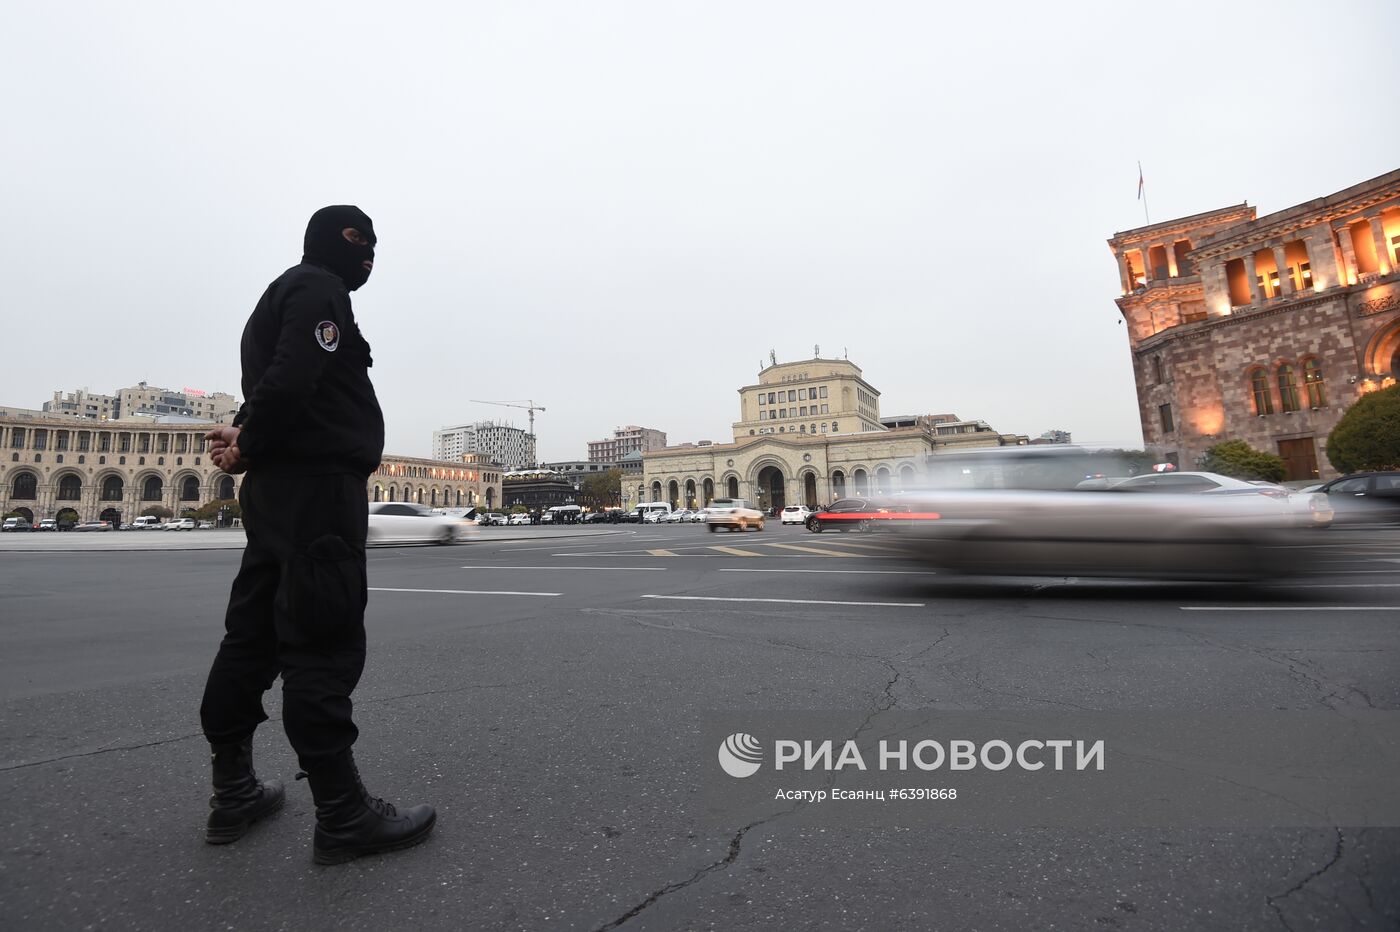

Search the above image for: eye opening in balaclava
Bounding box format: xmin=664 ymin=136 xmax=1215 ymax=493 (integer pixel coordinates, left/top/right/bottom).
xmin=303 ymin=205 xmax=376 ymax=291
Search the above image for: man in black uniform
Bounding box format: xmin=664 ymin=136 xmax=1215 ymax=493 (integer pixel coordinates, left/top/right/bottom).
xmin=199 ymin=206 xmax=435 ymax=864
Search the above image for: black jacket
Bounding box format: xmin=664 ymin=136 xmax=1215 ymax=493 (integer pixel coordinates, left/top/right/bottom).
xmin=233 ymin=263 xmax=385 ymax=477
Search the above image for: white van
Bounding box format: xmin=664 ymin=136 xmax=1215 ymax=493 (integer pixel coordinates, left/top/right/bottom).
xmin=130 ymin=516 xmax=163 ymax=529
xmin=634 ymin=502 xmax=672 ymax=523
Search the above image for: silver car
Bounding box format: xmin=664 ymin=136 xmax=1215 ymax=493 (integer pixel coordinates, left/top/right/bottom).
xmin=368 ymin=502 xmax=474 ymax=545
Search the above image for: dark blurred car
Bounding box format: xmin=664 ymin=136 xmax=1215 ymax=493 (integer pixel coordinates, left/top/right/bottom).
xmin=75 ymin=521 xmax=114 ymax=532
xmin=806 ymin=498 xmax=939 ymax=532
xmin=1312 ymin=471 xmax=1400 ymax=523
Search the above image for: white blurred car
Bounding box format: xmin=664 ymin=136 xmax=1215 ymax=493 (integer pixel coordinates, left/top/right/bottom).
xmin=690 ymin=509 xmax=709 ymax=523
xmin=509 ymin=513 xmax=531 ymax=526
xmin=781 ymin=505 xmax=813 ymax=525
xmin=368 ymin=502 xmax=474 ymax=545
xmin=163 ymin=518 xmax=196 ymax=530
xmin=664 ymin=510 xmax=690 ymax=523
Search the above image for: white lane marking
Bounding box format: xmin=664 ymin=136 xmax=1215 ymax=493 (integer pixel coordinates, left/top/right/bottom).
xmin=459 ymin=565 xmax=667 ymax=571
xmin=641 ymin=594 xmax=924 ymax=607
xmin=719 ymin=568 xmax=937 ymax=576
xmin=1180 ymin=606 xmax=1400 ymax=612
xmin=1277 ymin=583 xmax=1400 ymax=589
xmin=370 ymin=587 xmax=560 ymax=597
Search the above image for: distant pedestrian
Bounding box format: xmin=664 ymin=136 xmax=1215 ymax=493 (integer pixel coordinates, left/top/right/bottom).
xmin=199 ymin=206 xmax=435 ymax=864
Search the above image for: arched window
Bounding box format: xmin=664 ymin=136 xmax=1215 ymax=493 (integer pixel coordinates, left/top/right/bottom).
xmin=651 ymin=481 xmax=663 ymax=502
xmin=12 ymin=472 xmax=38 ymax=500
xmin=388 ymin=487 xmax=396 ymax=502
xmin=218 ymin=476 xmax=235 ymax=500
xmin=101 ymin=475 xmax=123 ymax=501
xmin=431 ymin=489 xmax=438 ymax=506
xmin=1303 ymin=358 xmax=1326 ymax=408
xmin=142 ymin=476 xmax=163 ymax=500
xmin=831 ymin=470 xmax=846 ymax=499
xmin=703 ymin=477 xmax=714 ymax=505
xmin=876 ymin=467 xmax=892 ymax=493
xmin=899 ymin=465 xmax=916 ymax=489
xmin=668 ymin=480 xmax=679 ymax=507
xmin=831 ymin=422 xmax=839 ymax=433
xmin=373 ymin=486 xmax=382 ymax=502
xmin=853 ymin=469 xmax=869 ymax=496
xmin=57 ymin=475 xmax=82 ymax=500
xmin=1277 ymin=364 xmax=1300 ymax=413
xmin=180 ymin=476 xmax=200 ymax=501
xmin=685 ymin=479 xmax=696 ymax=509
xmin=1250 ymin=369 xmax=1273 ymax=416
xmin=726 ymin=476 xmax=739 ymax=498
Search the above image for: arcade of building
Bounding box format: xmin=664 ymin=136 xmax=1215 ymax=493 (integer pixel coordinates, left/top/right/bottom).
xmin=0 ymin=413 xmax=503 ymax=525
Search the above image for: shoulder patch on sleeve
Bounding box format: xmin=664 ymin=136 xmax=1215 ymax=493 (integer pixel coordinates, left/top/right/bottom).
xmin=315 ymin=320 xmax=340 ymax=352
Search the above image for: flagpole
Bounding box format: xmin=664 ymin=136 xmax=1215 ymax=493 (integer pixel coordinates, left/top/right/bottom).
xmin=1139 ymin=161 xmax=1150 ymax=225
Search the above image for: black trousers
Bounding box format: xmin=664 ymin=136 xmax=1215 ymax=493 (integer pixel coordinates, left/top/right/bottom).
xmin=200 ymin=471 xmax=369 ymax=769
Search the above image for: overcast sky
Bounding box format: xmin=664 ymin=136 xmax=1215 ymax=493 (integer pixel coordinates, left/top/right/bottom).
xmin=5 ymin=1 xmax=1397 ymax=462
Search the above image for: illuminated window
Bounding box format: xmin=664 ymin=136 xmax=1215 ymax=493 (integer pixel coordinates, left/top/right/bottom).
xmin=1303 ymin=359 xmax=1327 ymax=408
xmin=1277 ymin=365 xmax=1300 ymax=413
xmin=1250 ymin=369 xmax=1274 ymax=415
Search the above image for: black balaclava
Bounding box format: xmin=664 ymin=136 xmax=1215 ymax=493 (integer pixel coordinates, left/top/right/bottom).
xmin=303 ymin=205 xmax=376 ymax=291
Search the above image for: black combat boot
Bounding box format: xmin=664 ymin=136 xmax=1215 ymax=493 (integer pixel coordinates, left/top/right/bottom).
xmin=302 ymin=749 xmax=436 ymax=865
xmin=205 ymin=736 xmax=286 ymax=844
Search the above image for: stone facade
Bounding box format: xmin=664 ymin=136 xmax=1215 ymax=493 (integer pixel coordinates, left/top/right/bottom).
xmin=638 ymin=357 xmax=1025 ymax=510
xmin=369 ymin=453 xmax=503 ymax=511
xmin=587 ymin=426 xmax=667 ymax=463
xmin=2 ymin=409 xmax=506 ymax=524
xmin=1109 ymin=169 xmax=1400 ymax=480
xmin=0 ymin=410 xmax=243 ymax=525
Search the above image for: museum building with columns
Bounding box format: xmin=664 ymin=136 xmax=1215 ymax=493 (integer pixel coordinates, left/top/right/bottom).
xmin=635 ymin=358 xmax=1025 ymax=511
xmin=1 ymin=408 xmax=507 ymax=525
xmin=1109 ymin=168 xmax=1400 ymax=480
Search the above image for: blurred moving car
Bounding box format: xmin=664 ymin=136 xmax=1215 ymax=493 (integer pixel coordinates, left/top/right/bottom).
xmin=806 ymin=498 xmax=935 ymax=532
xmin=886 ymin=484 xmax=1314 ymax=581
xmin=509 ymin=513 xmax=530 ymax=526
xmin=780 ymin=505 xmax=813 ymax=525
xmin=689 ymin=509 xmax=709 ymax=523
xmin=1101 ymin=471 xmax=1333 ymax=528
xmin=706 ymin=498 xmax=765 ymax=532
xmin=367 ymin=502 xmax=474 ymax=544
xmin=1310 ymin=471 xmax=1400 ymax=523
xmin=163 ymin=518 xmax=197 ymax=531
xmin=75 ymin=520 xmax=113 ymax=532
xmin=129 ymin=516 xmax=163 ymax=530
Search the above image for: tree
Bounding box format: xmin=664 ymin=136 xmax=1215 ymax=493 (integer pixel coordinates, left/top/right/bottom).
xmin=190 ymin=499 xmax=241 ymax=521
xmin=1326 ymin=385 xmax=1400 ymax=473
xmin=580 ymin=469 xmax=622 ymax=509
xmin=140 ymin=504 xmax=174 ymax=520
xmin=1202 ymin=440 xmax=1285 ymax=483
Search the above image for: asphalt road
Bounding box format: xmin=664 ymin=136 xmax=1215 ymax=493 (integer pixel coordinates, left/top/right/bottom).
xmin=2 ymin=522 xmax=1398 ymax=931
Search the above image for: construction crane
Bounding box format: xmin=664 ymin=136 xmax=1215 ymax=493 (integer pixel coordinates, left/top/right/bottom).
xmin=469 ymin=399 xmax=547 ymax=439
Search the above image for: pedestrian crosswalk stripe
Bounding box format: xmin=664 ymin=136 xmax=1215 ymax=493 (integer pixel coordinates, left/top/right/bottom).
xmin=708 ymin=545 xmax=763 ymax=556
xmin=764 ymin=542 xmax=870 ymax=557
xmin=809 ymin=539 xmax=907 ymax=553
xmin=646 ymin=549 xmax=679 ymax=556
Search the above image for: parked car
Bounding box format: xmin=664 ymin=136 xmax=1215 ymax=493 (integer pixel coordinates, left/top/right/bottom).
xmin=197 ymin=520 xmax=215 ymax=529
xmin=664 ymin=509 xmax=690 ymax=523
xmin=706 ymin=498 xmax=765 ymax=532
xmin=780 ymin=505 xmax=813 ymax=525
xmin=129 ymin=516 xmax=163 ymax=530
xmin=3 ymin=517 xmax=33 ymax=532
xmin=509 ymin=513 xmax=531 ymax=526
xmin=367 ymin=502 xmax=474 ymax=544
xmin=75 ymin=521 xmax=113 ymax=532
xmin=690 ymin=509 xmax=709 ymax=523
xmin=37 ymin=518 xmax=58 ymax=531
xmin=1310 ymin=471 xmax=1400 ymax=524
xmin=487 ymin=513 xmax=508 ymax=526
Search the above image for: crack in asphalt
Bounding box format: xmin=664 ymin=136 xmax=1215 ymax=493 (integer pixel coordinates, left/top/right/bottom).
xmin=593 ymin=664 xmax=905 ymax=930
xmin=0 ymin=731 xmax=205 ymax=772
xmin=1265 ymin=827 xmax=1344 ymax=931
